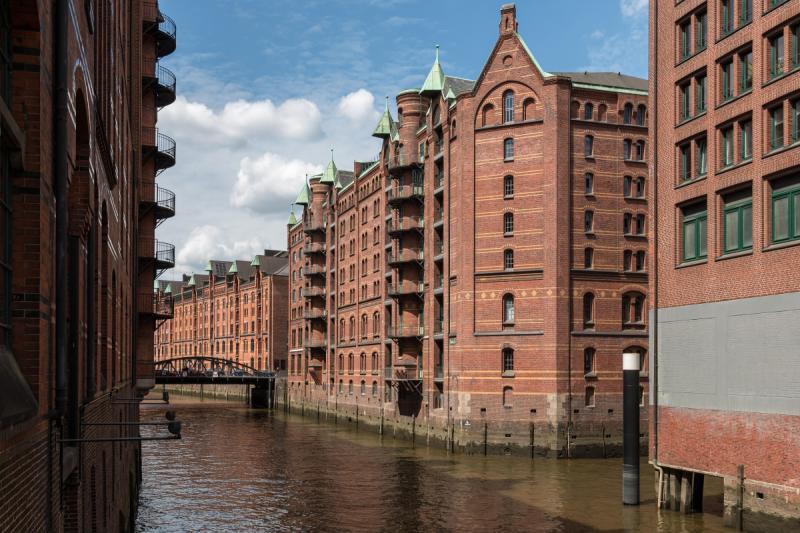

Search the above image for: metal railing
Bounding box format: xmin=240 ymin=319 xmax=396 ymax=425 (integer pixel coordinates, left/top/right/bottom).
xmin=302 ymin=242 xmax=326 ymax=254
xmin=140 ymin=181 xmax=176 ymax=217
xmin=387 ymin=249 xmax=424 ymax=264
xmin=304 ymin=265 xmax=326 ymax=276
xmin=387 ymin=216 xmax=424 ymax=234
xmin=434 ymin=172 xmax=445 ymax=190
xmin=303 ymin=219 xmax=326 ymax=233
xmin=155 ymin=64 xmax=177 ymax=107
xmin=142 ymin=127 xmax=176 ymax=168
xmin=302 ymin=286 xmax=326 ymax=298
xmin=139 ymin=292 xmax=174 ymax=318
xmin=305 ymin=339 xmax=327 ymax=349
xmin=302 ymin=310 xmax=327 ymax=320
xmin=139 ymin=237 xmax=175 ymax=266
xmin=387 ymin=185 xmax=424 ymax=203
xmin=387 ymin=282 xmax=424 ymax=296
xmin=386 ymin=325 xmax=425 ymax=338
xmin=387 ymin=149 xmax=419 ymax=170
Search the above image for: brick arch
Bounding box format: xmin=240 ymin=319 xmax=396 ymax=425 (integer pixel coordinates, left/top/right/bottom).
xmin=473 ymin=80 xmax=541 ymax=128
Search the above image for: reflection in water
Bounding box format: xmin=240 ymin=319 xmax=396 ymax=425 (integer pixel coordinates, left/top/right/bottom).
xmin=136 ymin=397 xmax=727 ymax=532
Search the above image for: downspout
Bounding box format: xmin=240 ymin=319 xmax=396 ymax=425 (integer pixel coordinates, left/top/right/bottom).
xmin=53 ymin=0 xmax=70 ymax=420
xmin=651 ymin=0 xmax=664 ymax=507
xmin=566 ymin=80 xmax=574 ymax=458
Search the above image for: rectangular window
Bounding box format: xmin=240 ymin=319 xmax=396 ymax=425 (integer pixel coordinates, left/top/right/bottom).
xmin=721 ymin=126 xmax=734 ymax=167
xmin=584 ymin=173 xmax=593 ymax=195
xmin=695 ymin=74 xmax=706 ymax=114
xmin=504 ymin=138 xmax=515 ymax=160
xmin=723 ymin=191 xmax=753 ymax=254
xmin=682 ymin=204 xmax=708 ymax=262
xmin=680 ymin=143 xmax=692 ymax=181
xmin=696 ymin=137 xmax=708 ymax=176
xmin=770 ymin=32 xmax=785 ymax=79
xmin=721 ymin=0 xmax=734 ymax=35
xmin=623 ymin=250 xmax=633 ymax=271
xmin=680 ymin=83 xmax=691 ymax=120
xmin=584 ymin=136 xmax=593 ymax=157
xmin=695 ymin=11 xmax=707 ymax=51
xmin=772 ymin=176 xmax=800 ymax=243
xmin=623 ymin=175 xmax=632 ymax=197
xmin=739 ymin=0 xmax=751 ymax=26
xmin=721 ymin=60 xmax=734 ymax=101
xmin=792 ymin=99 xmax=800 ymax=144
xmin=770 ymin=106 xmax=784 ymax=150
xmin=584 ymin=211 xmax=594 ymax=233
xmin=504 ymin=175 xmax=514 ymax=197
xmin=624 ymin=213 xmax=632 ymax=234
xmin=739 ymin=49 xmax=752 ymax=91
xmin=680 ymin=21 xmax=692 ymax=59
xmin=624 ymin=139 xmax=632 ymax=160
xmin=740 ymin=119 xmax=752 ymax=160
xmin=793 ymin=24 xmax=799 ymax=70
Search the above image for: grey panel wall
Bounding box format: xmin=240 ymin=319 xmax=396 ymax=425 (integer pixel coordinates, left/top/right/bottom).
xmin=650 ymin=291 xmax=800 ymax=416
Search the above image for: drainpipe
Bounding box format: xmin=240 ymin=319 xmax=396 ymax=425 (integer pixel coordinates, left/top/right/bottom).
xmin=53 ymin=0 xmax=70 ymax=420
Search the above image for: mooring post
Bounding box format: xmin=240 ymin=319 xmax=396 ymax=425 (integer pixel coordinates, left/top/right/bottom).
xmin=622 ymin=351 xmax=640 ymax=505
xmin=530 ymin=422 xmax=535 ymax=459
xmin=736 ymin=464 xmax=745 ymax=531
xmin=484 ymin=421 xmax=488 ymax=456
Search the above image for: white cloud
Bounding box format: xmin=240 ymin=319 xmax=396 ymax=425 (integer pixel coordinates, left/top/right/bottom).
xmin=337 ymin=89 xmax=379 ymax=124
xmin=174 ymin=225 xmax=266 ymax=276
xmin=620 ymin=0 xmax=648 ymax=17
xmin=230 ymin=153 xmax=323 ymax=213
xmin=159 ymin=95 xmax=323 ymax=148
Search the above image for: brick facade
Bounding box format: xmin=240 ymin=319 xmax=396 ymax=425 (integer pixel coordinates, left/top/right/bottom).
xmin=650 ymin=0 xmax=800 ymax=527
xmin=0 ymin=1 xmax=177 ymax=531
xmin=153 ymin=251 xmax=289 ymax=373
xmin=286 ymin=4 xmax=650 ymax=457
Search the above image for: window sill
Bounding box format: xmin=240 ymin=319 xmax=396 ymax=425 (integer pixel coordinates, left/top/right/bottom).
xmin=624 ymin=233 xmax=647 ymax=239
xmin=504 ymin=157 xmax=514 ymax=163
xmin=624 ymin=195 xmax=647 ymax=201
xmin=584 ymin=371 xmax=597 ymax=379
xmin=765 ymin=0 xmax=790 ymax=15
xmin=716 ymin=158 xmax=751 ymax=176
xmin=716 ymin=249 xmax=752 ymax=261
xmin=503 ymin=232 xmax=514 ymax=238
xmin=585 ymin=231 xmax=596 ymax=237
xmin=763 ymin=141 xmax=799 ymax=160
xmin=676 ymin=258 xmax=707 ymax=269
xmin=502 ymin=371 xmax=515 ymax=378
xmin=677 ymin=110 xmax=707 ymax=128
xmin=763 ymin=239 xmax=800 ymax=253
xmin=624 ymin=159 xmax=647 ymax=165
xmin=715 ymin=20 xmax=751 ymax=45
xmin=675 ymin=175 xmax=707 ymax=189
xmin=504 ymin=194 xmax=514 ymax=200
xmin=762 ymin=66 xmax=800 ymax=89
xmin=676 ymin=48 xmax=705 ymax=68
xmin=715 ymin=89 xmax=751 ymax=111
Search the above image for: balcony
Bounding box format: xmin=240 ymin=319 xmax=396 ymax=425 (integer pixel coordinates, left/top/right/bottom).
xmin=139 ymin=237 xmax=175 ymax=270
xmin=139 ymin=292 xmax=174 ymax=319
xmin=140 ymin=181 xmax=176 ymax=223
xmin=434 ymin=139 xmax=444 ymax=159
xmin=386 ymin=325 xmax=425 ymax=339
xmin=387 ymin=281 xmax=424 ymax=297
xmin=434 ymin=366 xmax=444 ymax=381
xmin=303 ymin=220 xmax=326 ymax=234
xmin=142 ymin=127 xmax=176 ymax=172
xmin=305 ymin=339 xmax=327 ymax=350
xmin=308 ymin=357 xmax=325 ymax=369
xmin=387 ymin=149 xmax=420 ymax=172
xmin=302 ymin=242 xmax=326 ymax=255
xmin=433 ymin=241 xmax=444 ymax=262
xmin=433 ymin=275 xmax=444 ymax=295
xmin=302 ymin=309 xmax=327 ymax=320
xmin=433 ymin=320 xmax=444 ymax=337
xmin=387 ymin=185 xmax=424 ymax=204
xmin=433 ymin=209 xmax=444 ymax=228
xmin=304 ymin=265 xmax=326 ymax=277
xmin=154 ymin=64 xmax=176 ymax=107
xmin=394 ymin=365 xmax=423 ymax=381
xmin=387 ymin=216 xmax=424 ymax=236
xmin=387 ymin=249 xmax=424 ymax=265
xmin=302 ymin=286 xmax=326 ymax=299
xmin=434 ymin=172 xmax=445 ymax=193
xmin=143 ymin=3 xmax=177 ymax=58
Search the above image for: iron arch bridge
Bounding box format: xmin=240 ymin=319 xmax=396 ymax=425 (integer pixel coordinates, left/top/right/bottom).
xmin=153 ymin=356 xmax=275 ymax=385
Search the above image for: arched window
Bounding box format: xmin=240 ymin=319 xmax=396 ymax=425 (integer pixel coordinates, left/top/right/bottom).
xmin=348 ymin=380 xmax=353 ymax=394
xmin=584 ymin=172 xmax=594 ymax=194
xmin=338 ymin=354 xmax=344 ymax=372
xmin=504 ymin=249 xmax=514 ymax=270
xmin=583 ymin=293 xmax=595 ymax=328
xmin=504 ymin=175 xmax=514 ymax=197
xmin=623 ymin=175 xmax=633 ymax=197
xmin=584 ymin=247 xmax=594 ymax=269
xmin=584 ymin=135 xmax=594 ymax=157
xmin=583 ymin=347 xmax=596 ymax=375
xmin=635 ymin=140 xmax=645 ymax=161
xmin=623 ymin=250 xmax=633 ymax=271
xmin=348 ymin=353 xmax=354 ymax=373
xmin=585 ymin=386 xmax=595 ymax=407
xmin=503 ymin=90 xmax=514 ymax=123
xmin=622 ymin=292 xmax=645 ymax=327
xmin=503 ymin=212 xmax=514 ymax=235
xmin=397 ymin=107 xmax=403 ymax=126
xmin=371 ymin=352 xmax=377 ymax=370
xmin=349 ymin=316 xmax=355 ymax=339
xmin=584 ymin=210 xmax=594 ymax=233
xmin=636 ymin=250 xmax=646 ymax=271
xmin=338 ymin=379 xmax=343 ymax=394
xmin=360 ymin=353 xmax=366 ymax=373
xmin=522 ymin=97 xmax=536 ymax=120
xmin=623 ymin=103 xmax=633 ymax=124
xmin=502 ymin=347 xmax=514 ymax=372
xmin=481 ymin=103 xmax=494 ymax=126
xmin=372 ymin=381 xmax=378 ymax=396
xmin=361 ymin=314 xmax=367 ymax=339
xmin=432 ymin=104 xmax=440 ymax=125
xmin=635 ymin=176 xmax=645 ymax=198
xmin=503 ymin=386 xmax=513 ymax=407
xmin=636 ymin=104 xmax=646 ymax=126
xmin=598 ymin=103 xmax=608 ymax=121
xmin=360 ymin=380 xmax=366 ymax=395
xmin=373 ymin=312 xmax=379 ymax=336
xmin=503 ymin=138 xmax=514 ymax=160
xmin=623 ymin=139 xmax=632 ymax=159
xmin=584 ymin=102 xmax=594 ymax=120
xmin=571 ymin=100 xmax=581 ymax=118
xmin=502 ymin=294 xmax=515 ymax=324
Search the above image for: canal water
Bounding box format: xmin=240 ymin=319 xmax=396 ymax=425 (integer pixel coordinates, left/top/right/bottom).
xmin=135 ymin=397 xmax=728 ymax=532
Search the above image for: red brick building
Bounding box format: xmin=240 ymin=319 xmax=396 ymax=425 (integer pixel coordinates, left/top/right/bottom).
xmin=650 ymin=0 xmax=800 ymax=527
xmin=0 ymin=1 xmax=176 ymax=531
xmin=154 ymin=251 xmax=289 ymax=372
xmin=287 ymin=4 xmax=650 ymax=456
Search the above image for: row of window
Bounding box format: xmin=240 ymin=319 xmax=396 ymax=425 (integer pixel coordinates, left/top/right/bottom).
xmin=582 ymin=135 xmax=646 ymax=160
xmin=500 ymin=292 xmax=646 ymax=329
xmin=571 ymin=101 xmax=648 ymax=126
xmin=680 ymin=174 xmax=800 ymax=263
xmin=582 ymin=210 xmax=646 ymax=235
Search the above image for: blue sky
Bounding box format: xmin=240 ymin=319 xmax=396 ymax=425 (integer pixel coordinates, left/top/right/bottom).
xmin=157 ymin=0 xmax=649 ymax=276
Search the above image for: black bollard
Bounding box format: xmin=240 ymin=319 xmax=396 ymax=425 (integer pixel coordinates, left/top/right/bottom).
xmin=623 ymin=351 xmax=640 ymax=505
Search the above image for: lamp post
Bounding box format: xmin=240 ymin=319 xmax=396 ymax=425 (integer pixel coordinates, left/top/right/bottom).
xmin=623 ymin=351 xmax=640 ymax=505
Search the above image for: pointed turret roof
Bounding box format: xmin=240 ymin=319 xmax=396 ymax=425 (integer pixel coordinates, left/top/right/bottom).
xmin=287 ymin=209 xmax=298 ymax=226
xmin=420 ymin=45 xmax=445 ymax=95
xmin=295 ymin=178 xmax=310 ymax=205
xmin=372 ymin=97 xmax=394 ymax=138
xmin=320 ymin=149 xmax=337 ymax=185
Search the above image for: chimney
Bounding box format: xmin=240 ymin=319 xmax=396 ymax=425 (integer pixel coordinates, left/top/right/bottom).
xmin=500 ymin=3 xmax=517 ymax=35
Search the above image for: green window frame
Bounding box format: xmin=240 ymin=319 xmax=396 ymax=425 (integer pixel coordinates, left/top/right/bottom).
xmin=740 ymin=119 xmax=752 ymax=160
xmin=770 ymin=32 xmax=785 ymax=79
xmin=721 ymin=0 xmax=733 ymax=35
xmin=792 ymin=99 xmax=800 ymax=144
xmin=721 ymin=60 xmax=733 ymax=101
xmin=739 ymin=50 xmax=752 ymax=91
xmin=695 ymin=74 xmax=706 ymax=113
xmin=770 ymin=106 xmax=784 ymax=150
xmin=680 ymin=83 xmax=691 ymax=120
xmin=772 ymin=180 xmax=800 ymax=244
xmin=680 ymin=21 xmax=691 ymax=59
xmin=696 ymin=137 xmax=708 ymax=176
xmin=793 ymin=24 xmax=800 ymax=70
xmin=721 ymin=126 xmax=734 ymax=167
xmin=738 ymin=0 xmax=751 ymax=26
xmin=723 ymin=197 xmax=753 ymax=254
xmin=682 ymin=207 xmax=708 ymax=262
xmin=680 ymin=143 xmax=692 ymax=181
xmin=695 ymin=11 xmax=707 ymax=51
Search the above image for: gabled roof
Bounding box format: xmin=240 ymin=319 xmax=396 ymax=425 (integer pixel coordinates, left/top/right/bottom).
xmin=420 ymin=46 xmax=445 ymax=95
xmin=228 ymin=260 xmax=254 ymax=280
xmin=252 ymin=253 xmax=289 ymax=276
xmin=335 ymin=170 xmax=354 ymax=191
xmin=206 ymin=260 xmax=232 ymax=279
xmin=156 ymin=279 xmax=184 ymax=294
xmin=553 ymin=71 xmax=648 ymax=95
xmin=443 ymin=76 xmax=475 ymax=98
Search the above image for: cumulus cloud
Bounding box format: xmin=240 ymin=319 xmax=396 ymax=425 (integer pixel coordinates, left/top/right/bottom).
xmin=620 ymin=0 xmax=648 ymax=17
xmin=337 ymin=89 xmax=380 ymax=124
xmin=174 ymin=225 xmax=267 ymax=275
xmin=159 ymin=95 xmax=323 ymax=148
xmin=230 ymin=152 xmax=323 ymax=213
